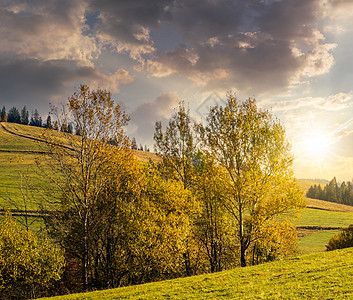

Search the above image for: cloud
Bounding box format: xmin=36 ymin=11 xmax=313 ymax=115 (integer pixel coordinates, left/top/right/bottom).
xmin=0 ymin=0 xmax=349 ymax=121
xmin=142 ymin=0 xmax=338 ymax=95
xmin=0 ymin=58 xmax=133 ymax=113
xmin=271 ymin=92 xmax=353 ymax=112
xmin=87 ymin=0 xmax=173 ymax=61
xmin=129 ymin=92 xmax=181 ymax=144
xmin=0 ymin=0 xmax=99 ymax=65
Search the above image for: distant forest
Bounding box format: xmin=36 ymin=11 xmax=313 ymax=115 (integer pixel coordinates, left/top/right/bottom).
xmin=0 ymin=104 xmax=149 ymax=151
xmin=306 ymin=177 xmax=353 ymax=206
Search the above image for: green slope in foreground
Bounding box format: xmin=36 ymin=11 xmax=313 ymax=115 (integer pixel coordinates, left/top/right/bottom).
xmin=42 ymin=247 xmax=353 ymax=300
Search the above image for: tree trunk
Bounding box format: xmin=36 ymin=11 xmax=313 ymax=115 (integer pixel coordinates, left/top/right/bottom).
xmin=240 ymin=241 xmax=247 ymax=267
xmin=82 ymin=210 xmax=89 ymax=292
xmin=183 ymin=251 xmax=191 ymax=276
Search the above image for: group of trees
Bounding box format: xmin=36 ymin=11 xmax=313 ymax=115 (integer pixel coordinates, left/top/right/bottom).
xmin=0 ymin=105 xmax=44 ymax=127
xmin=1 ymin=85 xmax=305 ymax=297
xmin=306 ymin=177 xmax=353 ymax=206
xmin=131 ymin=137 xmax=150 ymax=151
xmin=1 ymin=104 xmax=151 ymax=152
xmin=31 ymin=85 xmax=305 ymax=295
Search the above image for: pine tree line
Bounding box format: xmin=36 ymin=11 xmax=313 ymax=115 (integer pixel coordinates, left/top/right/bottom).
xmin=306 ymin=177 xmax=353 ymax=206
xmin=1 ymin=105 xmax=44 ymax=128
xmin=1 ymin=105 xmax=151 ymax=152
xmin=0 ymin=105 xmax=75 ymax=133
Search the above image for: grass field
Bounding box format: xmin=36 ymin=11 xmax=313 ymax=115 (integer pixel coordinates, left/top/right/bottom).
xmin=40 ymin=247 xmax=353 ymax=300
xmin=296 ymin=208 xmax=353 ymax=228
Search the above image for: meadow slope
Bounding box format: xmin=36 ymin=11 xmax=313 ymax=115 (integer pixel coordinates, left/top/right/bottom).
xmin=41 ymin=247 xmax=353 ymax=300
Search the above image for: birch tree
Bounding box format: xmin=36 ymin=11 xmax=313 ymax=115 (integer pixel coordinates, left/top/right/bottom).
xmin=197 ymin=94 xmax=305 ymax=267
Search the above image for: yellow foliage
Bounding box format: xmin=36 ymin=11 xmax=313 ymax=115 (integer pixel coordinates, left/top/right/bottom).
xmin=0 ymin=212 xmax=64 ymax=298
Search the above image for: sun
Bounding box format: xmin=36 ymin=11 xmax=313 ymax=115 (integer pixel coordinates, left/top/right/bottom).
xmin=301 ymin=130 xmax=333 ymax=160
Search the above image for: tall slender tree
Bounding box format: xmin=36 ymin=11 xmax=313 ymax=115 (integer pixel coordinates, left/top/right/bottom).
xmin=40 ymin=85 xmax=131 ymax=292
xmin=20 ymin=106 xmax=29 ymax=125
xmin=197 ymin=94 xmax=305 ymax=267
xmin=153 ymin=102 xmax=199 ymax=276
xmin=1 ymin=106 xmax=7 ymax=122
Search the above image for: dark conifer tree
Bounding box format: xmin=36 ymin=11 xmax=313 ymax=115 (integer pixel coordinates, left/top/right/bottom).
xmin=44 ymin=115 xmax=52 ymax=129
xmin=7 ymin=106 xmax=21 ymax=123
xmin=20 ymin=106 xmax=29 ymax=125
xmin=30 ymin=109 xmax=42 ymax=127
xmin=0 ymin=106 xmax=6 ymax=122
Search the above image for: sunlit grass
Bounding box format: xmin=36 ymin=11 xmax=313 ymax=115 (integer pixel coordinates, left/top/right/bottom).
xmin=40 ymin=247 xmax=353 ymax=300
xmin=298 ymin=229 xmax=342 ymax=254
xmin=296 ymin=208 xmax=353 ymax=228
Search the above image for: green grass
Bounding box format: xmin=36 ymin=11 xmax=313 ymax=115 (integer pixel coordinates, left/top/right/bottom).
xmin=0 ymin=152 xmax=51 ymax=210
xmin=298 ymin=230 xmax=342 ymax=254
xmin=0 ymin=123 xmax=45 ymax=152
xmin=296 ymin=208 xmax=353 ymax=228
xmin=40 ymin=247 xmax=353 ymax=299
xmin=295 ymin=208 xmax=353 ymax=254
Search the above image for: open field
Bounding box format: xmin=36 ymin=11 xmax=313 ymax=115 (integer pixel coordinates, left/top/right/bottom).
xmin=296 ymin=208 xmax=353 ymax=228
xmin=40 ymin=247 xmax=353 ymax=300
xmin=296 ymin=179 xmax=353 ymax=254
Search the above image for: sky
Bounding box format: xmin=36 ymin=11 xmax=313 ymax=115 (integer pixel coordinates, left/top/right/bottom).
xmin=1 ymin=0 xmax=353 ymax=181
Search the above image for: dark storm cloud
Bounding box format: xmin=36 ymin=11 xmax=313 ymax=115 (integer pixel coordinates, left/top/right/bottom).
xmin=0 ymin=58 xmax=132 ymax=113
xmin=255 ymin=0 xmax=323 ymax=40
xmin=168 ymin=0 xmax=249 ymax=43
xmin=144 ymin=0 xmax=336 ymax=94
xmin=87 ymin=0 xmax=173 ymax=59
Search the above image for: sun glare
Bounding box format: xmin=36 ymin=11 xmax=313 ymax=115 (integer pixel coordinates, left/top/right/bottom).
xmin=301 ymin=130 xmax=333 ymax=160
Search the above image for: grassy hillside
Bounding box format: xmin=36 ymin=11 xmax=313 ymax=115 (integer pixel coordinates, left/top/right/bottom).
xmin=0 ymin=123 xmax=157 ymax=209
xmin=40 ymin=247 xmax=353 ymax=299
xmin=296 ymin=179 xmax=353 ymax=253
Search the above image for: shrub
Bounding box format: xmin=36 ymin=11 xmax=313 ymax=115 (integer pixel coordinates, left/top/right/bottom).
xmin=326 ymin=225 xmax=353 ymax=251
xmin=0 ymin=212 xmax=64 ymax=299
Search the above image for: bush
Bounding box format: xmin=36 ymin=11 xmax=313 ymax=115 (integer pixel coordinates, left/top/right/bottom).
xmin=0 ymin=212 xmax=64 ymax=299
xmin=326 ymin=225 xmax=353 ymax=251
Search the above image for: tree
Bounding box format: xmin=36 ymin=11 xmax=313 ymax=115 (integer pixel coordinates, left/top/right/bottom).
xmin=30 ymin=109 xmax=42 ymax=127
xmin=44 ymin=115 xmax=53 ymax=129
xmin=131 ymin=137 xmax=137 ymax=150
xmin=39 ymin=85 xmax=130 ymax=292
xmin=20 ymin=106 xmax=29 ymax=125
xmin=153 ymin=101 xmax=199 ymax=276
xmin=7 ymin=106 xmax=20 ymax=123
xmin=193 ymin=152 xmax=237 ymax=272
xmin=197 ymin=95 xmax=305 ymax=267
xmin=0 ymin=212 xmax=64 ymax=299
xmin=1 ymin=106 xmax=7 ymax=122
xmin=154 ymin=102 xmax=196 ymax=189
xmin=306 ymin=184 xmax=318 ymax=199
xmin=325 ymin=177 xmax=338 ymax=203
